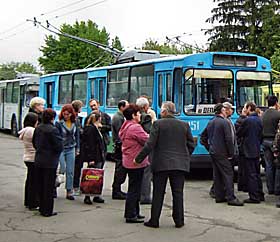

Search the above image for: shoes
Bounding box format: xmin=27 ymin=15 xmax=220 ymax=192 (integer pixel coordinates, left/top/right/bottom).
xmin=137 ymin=214 xmax=145 ymax=219
xmin=73 ymin=188 xmax=81 ymax=196
xmin=276 ymin=201 xmax=280 ymax=208
xmin=140 ymin=200 xmax=152 ymax=205
xmin=126 ymin=217 xmax=144 ymax=223
xmin=215 ymin=198 xmax=227 ymax=203
xmin=93 ymin=196 xmax=105 ymax=203
xmin=243 ymin=198 xmax=260 ymax=204
xmin=84 ymin=196 xmax=93 ymax=205
xmin=143 ymin=220 xmax=159 ymax=228
xmin=66 ymin=195 xmax=75 ymax=200
xmin=268 ymin=191 xmax=274 ymax=195
xmin=29 ymin=207 xmax=39 ymax=211
xmin=175 ymin=223 xmax=184 ymax=228
xmin=112 ymin=192 xmax=126 ymax=200
xmin=41 ymin=212 xmax=58 ymax=217
xmin=228 ymin=198 xmax=244 ymax=206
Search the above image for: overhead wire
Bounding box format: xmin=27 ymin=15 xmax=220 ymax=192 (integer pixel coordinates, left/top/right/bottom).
xmin=0 ymin=0 xmax=107 ymax=41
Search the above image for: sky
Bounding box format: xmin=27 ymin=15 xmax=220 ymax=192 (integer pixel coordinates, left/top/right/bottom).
xmin=0 ymin=0 xmax=216 ymax=67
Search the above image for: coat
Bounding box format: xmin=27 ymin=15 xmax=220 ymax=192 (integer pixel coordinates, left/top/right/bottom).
xmin=32 ymin=123 xmax=63 ymax=169
xmin=135 ymin=115 xmax=195 ymax=173
xmin=119 ymin=120 xmax=149 ymax=169
xmin=236 ymin=113 xmax=263 ymax=159
xmin=80 ymin=124 xmax=105 ymax=166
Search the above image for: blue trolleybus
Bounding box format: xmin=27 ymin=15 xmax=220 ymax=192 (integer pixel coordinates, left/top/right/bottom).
xmin=39 ymin=51 xmax=272 ymax=168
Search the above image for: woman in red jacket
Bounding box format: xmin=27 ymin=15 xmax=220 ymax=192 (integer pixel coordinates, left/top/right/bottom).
xmin=119 ymin=104 xmax=149 ymax=223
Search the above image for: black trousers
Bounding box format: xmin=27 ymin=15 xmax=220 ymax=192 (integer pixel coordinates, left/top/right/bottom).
xmin=150 ymin=170 xmax=186 ymax=226
xmin=237 ymin=155 xmax=248 ymax=192
xmin=211 ymin=154 xmax=235 ymax=201
xmin=244 ymin=157 xmax=264 ymax=201
xmin=24 ymin=162 xmax=39 ymax=208
xmin=124 ymin=168 xmax=144 ymax=219
xmin=37 ymin=167 xmax=57 ymax=216
xmin=112 ymin=158 xmax=127 ymax=193
xmin=73 ymin=154 xmax=83 ymax=189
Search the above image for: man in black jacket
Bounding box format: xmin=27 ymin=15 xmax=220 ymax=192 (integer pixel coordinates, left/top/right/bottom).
xmin=262 ymin=95 xmax=280 ymax=201
xmin=206 ymin=103 xmax=243 ymax=206
xmin=134 ymin=101 xmax=195 ymax=228
xmin=236 ymin=102 xmax=264 ymax=203
xmin=111 ymin=100 xmax=129 ymax=200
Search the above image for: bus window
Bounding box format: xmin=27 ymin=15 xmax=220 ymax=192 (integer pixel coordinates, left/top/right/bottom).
xmin=130 ymin=65 xmax=154 ymax=103
xmin=184 ymin=69 xmax=233 ymax=115
xmin=158 ymin=74 xmax=163 ymax=107
xmin=12 ymin=82 xmax=20 ymax=103
xmin=99 ymin=79 xmax=104 ymax=106
xmin=236 ymin=71 xmax=270 ymax=110
xmin=166 ymin=73 xmax=172 ymax=101
xmin=6 ymin=82 xmax=13 ymax=103
xmin=107 ymin=68 xmax=129 ymax=107
xmin=73 ymin=73 xmax=87 ymax=105
xmin=59 ymin=74 xmax=72 ymax=104
xmin=174 ymin=68 xmax=182 ymax=112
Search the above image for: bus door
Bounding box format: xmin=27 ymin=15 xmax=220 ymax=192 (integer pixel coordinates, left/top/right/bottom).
xmin=90 ymin=77 xmax=105 ymax=112
xmin=45 ymin=82 xmax=55 ymax=108
xmin=0 ymin=87 xmax=4 ymax=128
xmin=156 ymin=71 xmax=173 ymax=115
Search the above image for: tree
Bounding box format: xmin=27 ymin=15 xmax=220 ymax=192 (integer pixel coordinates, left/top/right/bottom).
xmin=0 ymin=62 xmax=38 ymax=80
xmin=142 ymin=39 xmax=192 ymax=55
xmin=39 ymin=20 xmax=124 ymax=73
xmin=206 ymin=0 xmax=280 ymax=58
xmin=271 ymin=48 xmax=280 ymax=72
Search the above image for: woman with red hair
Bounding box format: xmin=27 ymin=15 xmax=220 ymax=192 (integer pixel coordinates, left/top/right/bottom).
xmin=56 ymin=104 xmax=80 ymax=200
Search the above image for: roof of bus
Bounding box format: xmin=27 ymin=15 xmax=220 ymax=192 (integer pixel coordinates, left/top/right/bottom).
xmin=40 ymin=51 xmax=269 ymax=78
xmin=0 ymin=77 xmax=39 ymax=85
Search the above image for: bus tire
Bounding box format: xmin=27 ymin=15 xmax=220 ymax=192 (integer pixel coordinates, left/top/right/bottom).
xmin=11 ymin=117 xmax=18 ymax=137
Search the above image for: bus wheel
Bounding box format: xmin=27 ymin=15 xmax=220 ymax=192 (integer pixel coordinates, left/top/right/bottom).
xmin=11 ymin=118 xmax=18 ymax=137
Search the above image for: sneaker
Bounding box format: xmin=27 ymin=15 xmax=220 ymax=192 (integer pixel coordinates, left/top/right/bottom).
xmin=228 ymin=198 xmax=244 ymax=206
xmin=73 ymin=188 xmax=81 ymax=196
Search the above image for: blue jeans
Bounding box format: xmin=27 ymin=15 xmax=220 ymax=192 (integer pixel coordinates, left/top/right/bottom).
xmin=59 ymin=148 xmax=75 ymax=191
xmin=263 ymin=140 xmax=280 ymax=195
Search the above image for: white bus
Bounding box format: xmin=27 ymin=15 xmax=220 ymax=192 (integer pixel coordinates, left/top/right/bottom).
xmin=0 ymin=74 xmax=39 ymax=136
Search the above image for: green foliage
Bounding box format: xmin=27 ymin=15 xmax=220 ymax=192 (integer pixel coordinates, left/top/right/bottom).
xmin=206 ymin=0 xmax=280 ymax=59
xmin=142 ymin=39 xmax=192 ymax=55
xmin=271 ymin=48 xmax=280 ymax=72
xmin=39 ymin=20 xmax=123 ymax=73
xmin=0 ymin=62 xmax=38 ymax=80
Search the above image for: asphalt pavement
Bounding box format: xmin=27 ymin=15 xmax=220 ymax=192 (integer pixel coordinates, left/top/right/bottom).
xmin=0 ymin=131 xmax=280 ymax=242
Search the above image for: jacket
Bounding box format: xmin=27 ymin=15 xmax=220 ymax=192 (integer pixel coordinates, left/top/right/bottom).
xmin=32 ymin=123 xmax=63 ymax=168
xmin=18 ymin=127 xmax=36 ymax=162
xmin=80 ymin=124 xmax=105 ymax=166
xmin=119 ymin=120 xmax=149 ymax=169
xmin=206 ymin=115 xmax=234 ymax=157
xmin=55 ymin=120 xmax=80 ymax=152
xmin=236 ymin=113 xmax=263 ymax=158
xmin=135 ymin=115 xmax=195 ymax=173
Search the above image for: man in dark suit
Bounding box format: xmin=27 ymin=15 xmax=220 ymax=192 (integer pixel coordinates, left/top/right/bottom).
xmin=134 ymin=101 xmax=195 ymax=228
xmin=206 ymin=103 xmax=243 ymax=206
xmin=236 ymin=102 xmax=264 ymax=203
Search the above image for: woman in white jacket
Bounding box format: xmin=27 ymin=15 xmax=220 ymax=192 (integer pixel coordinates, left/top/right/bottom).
xmin=18 ymin=112 xmax=38 ymax=210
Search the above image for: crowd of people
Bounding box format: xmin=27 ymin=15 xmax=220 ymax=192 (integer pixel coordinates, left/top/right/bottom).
xmin=201 ymin=96 xmax=280 ymax=208
xmin=18 ymin=94 xmax=280 ymax=227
